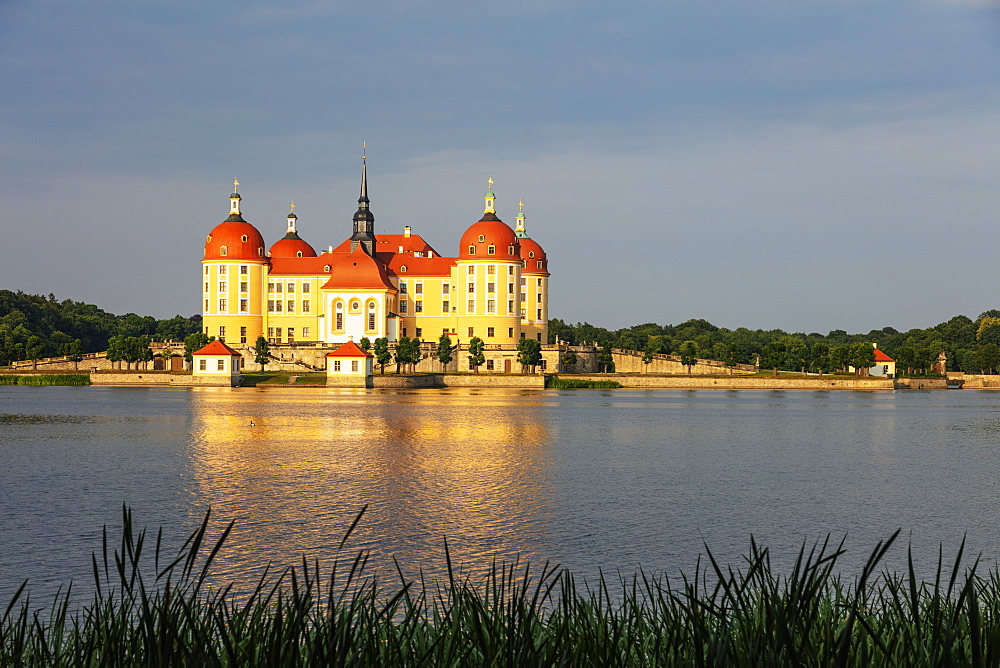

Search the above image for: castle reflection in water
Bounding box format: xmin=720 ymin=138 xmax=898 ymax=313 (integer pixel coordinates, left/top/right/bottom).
xmin=186 ymin=387 xmax=556 ymax=587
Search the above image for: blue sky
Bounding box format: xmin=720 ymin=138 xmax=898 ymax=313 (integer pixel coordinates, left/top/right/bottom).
xmin=1 ymin=0 xmax=998 ymax=333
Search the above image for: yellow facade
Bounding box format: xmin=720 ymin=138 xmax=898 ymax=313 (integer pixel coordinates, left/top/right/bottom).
xmin=201 ymin=177 xmax=548 ymax=346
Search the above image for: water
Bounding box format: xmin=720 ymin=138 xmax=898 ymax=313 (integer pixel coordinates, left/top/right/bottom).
xmin=3 ymin=386 xmax=1000 ymax=605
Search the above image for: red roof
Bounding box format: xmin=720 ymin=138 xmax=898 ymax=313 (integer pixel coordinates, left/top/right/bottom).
xmin=269 ymin=254 xmax=342 ymax=276
xmin=322 ymin=246 xmax=396 ymax=291
xmin=384 ymin=253 xmax=456 ymax=277
xmin=204 ymin=220 xmax=267 ymax=261
xmin=519 ymin=237 xmax=549 ymax=275
xmin=269 ymin=235 xmax=317 ymax=258
xmin=874 ymin=348 xmax=895 ymax=363
xmin=459 ymin=217 xmax=520 ymax=260
xmin=193 ymin=340 xmax=241 ymax=357
xmin=326 ymin=340 xmax=372 ymax=357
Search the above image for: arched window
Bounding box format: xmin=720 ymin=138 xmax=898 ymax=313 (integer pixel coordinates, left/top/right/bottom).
xmin=220 ymin=246 xmax=228 ymax=256
xmin=508 ymin=245 xmax=514 ymax=255
xmin=258 ymin=248 xmax=263 ymax=256
xmin=241 ymin=235 xmax=248 ymax=242
xmin=478 ymin=235 xmax=485 ymax=243
xmin=296 ymin=251 xmax=303 ymax=257
xmin=400 ymin=265 xmax=407 ymax=272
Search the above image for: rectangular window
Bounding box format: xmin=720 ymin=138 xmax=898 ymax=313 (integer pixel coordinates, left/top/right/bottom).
xmin=537 ymin=278 xmax=543 ymax=287
xmin=275 ymin=301 xmax=282 ymax=312
xmin=268 ymin=300 xmax=275 ymax=312
xmin=268 ymin=327 xmax=274 ymax=338
xmin=442 ymin=283 xmax=450 ymax=294
xmin=240 ymin=326 xmax=247 ymax=343
xmin=508 ymin=266 xmax=515 ymax=275
xmin=240 ymin=299 xmax=247 ymax=312
xmin=468 ymin=266 xmax=475 ymax=275
xmin=508 ymin=282 xmax=514 ymax=294
xmin=537 ymin=333 xmax=542 ymax=342
xmin=303 ymin=327 xmax=310 ymax=338
xmin=467 ymin=299 xmax=474 ymax=313
xmin=219 ymin=282 xmax=226 ymax=292
xmin=400 ymin=283 xmax=407 ymax=293
xmin=508 ymin=327 xmax=513 ymax=337
xmin=276 ymin=283 xmax=282 ymax=293
xmin=508 ymin=300 xmax=514 ymax=313
xmin=539 ymin=358 xmax=546 ymax=368
xmin=520 ymin=278 xmax=526 ymax=286
xmin=240 ymin=265 xmax=248 ymax=275
xmin=415 ymin=300 xmax=423 ymax=313
xmin=487 ymin=282 xmax=495 ymax=293
xmin=287 ymin=283 xmax=294 ymax=293
xmin=199 ymin=360 xmax=207 ymax=371
xmin=219 ymin=326 xmax=226 ymax=339
xmin=204 ymin=266 xmax=209 ymax=275
xmin=336 ymin=313 xmax=343 ymax=329
xmin=302 ymin=283 xmax=310 ymax=293
xmin=487 ymin=327 xmax=495 ymax=337
xmin=219 ymin=265 xmax=227 ymax=274
xmin=204 ymin=282 xmax=209 ymax=293
xmin=287 ymin=300 xmax=294 ymax=313
xmin=402 ymin=328 xmax=407 ymax=337
xmin=415 ymin=283 xmax=423 ymax=294
xmin=268 ymin=282 xmax=275 ymax=292
xmin=368 ymin=312 xmax=375 ymax=330
xmin=537 ymin=308 xmax=542 ymax=320
xmin=537 ymin=293 xmax=543 ymax=303
xmin=240 ymin=282 xmax=247 ymax=293
xmin=487 ymin=265 xmax=495 ymax=275
xmin=487 ymin=299 xmax=495 ymax=314
xmin=400 ymin=300 xmax=408 ymax=314
xmin=334 ymin=360 xmax=341 ymax=372
xmin=302 ymin=300 xmax=310 ymax=313
xmin=415 ymin=327 xmax=422 ymax=338
xmin=487 ymin=359 xmax=494 ymax=370
xmin=217 ymin=359 xmax=225 ymax=371
xmin=351 ymin=360 xmax=358 ymax=372
xmin=520 ymin=293 xmax=526 ymax=302
xmin=287 ymin=328 xmax=294 ymax=342
xmin=468 ymin=327 xmax=474 ymax=337
xmin=218 ymin=298 xmax=227 ymax=311
xmin=443 ymin=328 xmax=449 ymax=335
xmin=468 ymin=283 xmax=475 ymax=293
xmin=442 ymin=300 xmax=450 ymax=313
xmin=276 ymin=328 xmax=282 ymax=338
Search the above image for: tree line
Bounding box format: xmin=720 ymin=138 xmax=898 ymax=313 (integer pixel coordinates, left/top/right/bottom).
xmin=549 ymin=311 xmax=1000 ymax=375
xmin=0 ymin=290 xmax=202 ymax=367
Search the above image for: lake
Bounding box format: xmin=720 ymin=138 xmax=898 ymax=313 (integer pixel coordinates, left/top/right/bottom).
xmin=3 ymin=385 xmax=1000 ymax=605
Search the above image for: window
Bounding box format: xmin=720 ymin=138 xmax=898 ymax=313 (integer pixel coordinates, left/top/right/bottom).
xmin=219 ymin=298 xmax=227 ymax=311
xmin=218 ymin=359 xmax=225 ymax=371
xmin=268 ymin=300 xmax=275 ymax=312
xmin=508 ymin=266 xmax=515 ymax=275
xmin=204 ymin=299 xmax=209 ymax=311
xmin=487 ymin=282 xmax=495 ymax=293
xmin=443 ymin=283 xmax=450 ymax=294
xmin=276 ymin=283 xmax=283 ymax=293
xmin=276 ymin=328 xmax=282 ymax=339
xmin=508 ymin=300 xmax=514 ymax=313
xmin=537 ymin=261 xmax=543 ymax=269
xmin=219 ymin=282 xmax=227 ymax=292
xmin=468 ymin=327 xmax=474 ymax=337
xmin=508 ymin=283 xmax=514 ymax=294
xmin=414 ymin=283 xmax=424 ymax=295
xmin=204 ymin=266 xmax=209 ymax=275
xmin=351 ymin=360 xmax=358 ymax=372
xmin=199 ymin=360 xmax=206 ymax=371
xmin=508 ymin=327 xmax=513 ymax=337
xmin=258 ymin=248 xmax=263 ymax=257
xmin=204 ymin=282 xmax=209 ymax=293
xmin=487 ymin=245 xmax=495 ymax=255
xmin=275 ymin=301 xmax=282 ymax=312
xmin=400 ymin=300 xmax=408 ymax=314
xmin=537 ymin=333 xmax=542 ymax=342
xmin=400 ymin=265 xmax=407 ymax=272
xmin=537 ymin=278 xmax=543 ymax=287
xmin=336 ymin=313 xmax=343 ymax=329
xmin=285 ymin=300 xmax=293 ymax=312
xmin=520 ymin=278 xmax=526 ymax=286
xmin=467 ymin=299 xmax=474 ymax=313
xmin=302 ymin=300 xmax=310 ymax=313
xmin=296 ymin=251 xmax=303 ymax=257
xmin=240 ymin=326 xmax=247 ymax=344
xmin=487 ymin=265 xmax=495 ymax=275
xmin=520 ymin=332 xmax=526 ymax=338
xmin=415 ymin=300 xmax=423 ymax=313
xmin=400 ymin=283 xmax=407 ymax=294
xmin=402 ymin=328 xmax=407 ymax=337
xmin=241 ymin=235 xmax=248 ymax=242
xmin=468 ymin=246 xmax=476 ymax=255
xmin=415 ymin=328 xmax=422 ymax=338
xmin=487 ymin=359 xmax=494 ymax=370
xmin=368 ymin=311 xmax=375 ymax=330
xmin=520 ymin=293 xmax=526 ymax=302
xmin=287 ymin=328 xmax=294 ymax=343
xmin=240 ymin=299 xmax=247 ymax=312
xmin=334 ymin=360 xmax=341 ymax=372
xmin=324 ymin=265 xmax=331 ymax=272
xmin=303 ymin=327 xmax=310 ymax=338
xmin=302 ymin=283 xmax=310 ymax=293
xmin=287 ymin=283 xmax=294 ymax=293
xmin=508 ymin=246 xmax=515 ymax=256
xmin=487 ymin=300 xmax=495 ymax=314
xmin=468 ymin=283 xmax=475 ymax=293
xmin=219 ymin=326 xmax=225 ymax=339
xmin=220 ymin=246 xmax=228 ymax=256
xmin=537 ymin=309 xmax=542 ymax=320
xmin=351 ymin=301 xmax=359 ymax=310
xmin=487 ymin=327 xmax=495 ymax=337
xmin=442 ymin=300 xmax=450 ymax=313
xmin=539 ymin=358 xmax=546 ymax=368
xmin=240 ymin=282 xmax=247 ymax=292
xmin=268 ymin=282 xmax=275 ymax=292
xmin=468 ymin=266 xmax=475 ymax=275
xmin=478 ymin=235 xmax=485 ymax=242
xmin=219 ymin=266 xmax=227 ymax=274
xmin=537 ymin=294 xmax=543 ymax=303
xmin=240 ymin=265 xmax=248 ymax=275
xmin=529 ymin=251 xmax=535 ymax=258
xmin=268 ymin=327 xmax=274 ymax=338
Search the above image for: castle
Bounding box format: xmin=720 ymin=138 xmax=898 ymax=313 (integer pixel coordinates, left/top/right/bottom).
xmin=200 ymin=159 xmax=549 ymax=351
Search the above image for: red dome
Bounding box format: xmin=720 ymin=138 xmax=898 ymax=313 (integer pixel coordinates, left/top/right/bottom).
xmin=269 ymin=233 xmax=317 ymax=258
xmin=459 ymin=216 xmax=519 ymax=260
xmin=204 ymin=220 xmax=266 ymax=261
xmin=519 ymin=237 xmax=549 ymax=274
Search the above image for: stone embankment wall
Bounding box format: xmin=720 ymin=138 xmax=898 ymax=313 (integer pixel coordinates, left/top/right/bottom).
xmin=89 ymin=373 xmax=237 ymax=387
xmin=610 ymin=349 xmax=756 ymax=375
xmin=951 ymin=374 xmax=1000 ymax=389
xmin=894 ymin=377 xmax=949 ymax=390
xmin=570 ymin=374 xmax=895 ymax=390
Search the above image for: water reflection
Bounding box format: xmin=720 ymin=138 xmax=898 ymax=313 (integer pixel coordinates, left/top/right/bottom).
xmin=187 ymin=388 xmax=554 ymax=587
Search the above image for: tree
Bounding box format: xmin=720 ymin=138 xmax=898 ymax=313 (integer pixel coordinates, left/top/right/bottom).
xmin=760 ymin=342 xmax=786 ymax=377
xmin=598 ymin=343 xmax=614 ymax=373
xmin=849 ymin=343 xmax=876 ymax=376
xmin=359 ymin=337 xmax=371 ymax=352
xmin=106 ymin=335 xmax=127 ymax=370
xmin=641 ymin=336 xmax=662 ymax=371
xmin=159 ymin=346 xmax=174 ymax=371
xmin=517 ymin=337 xmax=542 ymax=373
xmin=436 ymin=333 xmax=453 ymax=371
xmin=678 ymin=340 xmax=699 ymax=375
xmin=810 ymin=343 xmax=832 ymax=376
xmin=394 ymin=337 xmax=420 ymax=373
xmin=561 ymin=349 xmax=577 ymax=370
xmin=975 ymin=344 xmax=1000 ymax=374
xmin=253 ymin=336 xmax=270 ymax=371
xmin=977 ymin=318 xmax=1000 ymax=347
xmin=183 ymin=332 xmax=211 ymax=366
xmin=467 ymin=336 xmax=485 ymax=373
xmin=25 ymin=335 xmax=45 ymax=370
xmin=63 ymin=338 xmax=84 ymax=371
xmin=373 ymin=337 xmax=391 ymax=374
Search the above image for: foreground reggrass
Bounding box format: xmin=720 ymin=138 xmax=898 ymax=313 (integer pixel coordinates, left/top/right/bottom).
xmin=546 ymin=377 xmax=622 ymax=389
xmin=0 ymin=374 xmax=90 ymax=386
xmin=3 ymin=509 xmax=999 ymax=666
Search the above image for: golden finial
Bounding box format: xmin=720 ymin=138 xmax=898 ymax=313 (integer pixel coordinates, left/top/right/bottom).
xmin=487 ymin=175 xmax=494 ymax=191
xmin=519 ymin=197 xmax=524 ymax=211
xmin=233 ymin=178 xmax=239 ymax=192
xmin=363 ymin=141 xmax=366 ymax=160
xmin=290 ymin=200 xmax=295 ymax=211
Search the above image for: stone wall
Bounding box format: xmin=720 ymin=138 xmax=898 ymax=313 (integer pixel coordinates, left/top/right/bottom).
xmin=569 ymin=374 xmax=895 ymax=390
xmin=611 ymin=349 xmax=756 ymax=375
xmin=441 ymin=374 xmax=546 ymax=387
xmin=90 ymin=373 xmax=237 ymax=387
xmin=370 ymin=375 xmax=443 ymax=388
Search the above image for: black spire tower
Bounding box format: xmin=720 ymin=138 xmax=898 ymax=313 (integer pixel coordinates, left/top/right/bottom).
xmin=350 ymin=150 xmax=377 ymax=254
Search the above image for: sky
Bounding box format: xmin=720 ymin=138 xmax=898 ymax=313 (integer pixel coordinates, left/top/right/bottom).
xmin=1 ymin=0 xmax=998 ymax=334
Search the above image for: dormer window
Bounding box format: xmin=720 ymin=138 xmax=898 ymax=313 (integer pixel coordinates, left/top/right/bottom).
xmin=324 ymin=265 xmax=331 ymax=272
xmin=478 ymin=235 xmax=485 ymax=243
xmin=241 ymin=235 xmax=248 ymax=242
xmin=529 ymin=251 xmax=535 ymax=258
xmin=220 ymin=246 xmax=228 ymax=256
xmin=400 ymin=265 xmax=407 ymax=272
xmin=258 ymin=248 xmax=264 ymax=256
xmin=508 ymin=246 xmax=514 ymax=255
xmin=487 ymin=245 xmax=495 ymax=255
xmin=468 ymin=246 xmax=476 ymax=255
xmin=296 ymin=251 xmax=303 ymax=257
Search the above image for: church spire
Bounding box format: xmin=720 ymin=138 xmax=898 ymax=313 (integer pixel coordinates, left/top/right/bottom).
xmin=483 ymin=176 xmax=496 ymax=214
xmin=286 ymin=202 xmax=298 ymax=234
xmin=227 ymin=178 xmax=245 ymax=222
xmin=515 ymin=197 xmax=529 ymax=238
xmin=350 ymin=144 xmax=377 ymax=254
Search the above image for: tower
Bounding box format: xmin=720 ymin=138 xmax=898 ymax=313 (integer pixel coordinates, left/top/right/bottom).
xmin=349 ymin=150 xmax=377 ymax=255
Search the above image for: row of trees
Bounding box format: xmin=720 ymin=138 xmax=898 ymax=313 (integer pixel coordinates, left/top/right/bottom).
xmin=550 ymin=311 xmax=1000 ymax=376
xmin=0 ymin=290 xmax=201 ymax=367
xmin=321 ymin=334 xmax=547 ymax=374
